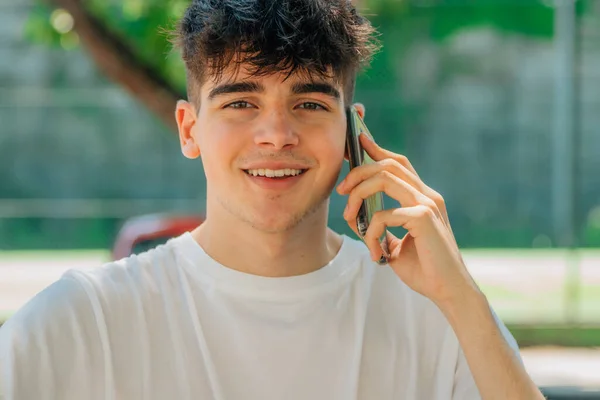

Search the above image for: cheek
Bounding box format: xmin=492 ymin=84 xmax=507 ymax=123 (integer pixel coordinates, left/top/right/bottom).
xmin=196 ymin=121 xmax=240 ymax=178
xmin=320 ymin=124 xmax=347 ymax=162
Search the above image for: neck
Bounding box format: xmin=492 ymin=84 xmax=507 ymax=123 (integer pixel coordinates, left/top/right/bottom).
xmin=190 ymin=204 xmax=343 ymax=278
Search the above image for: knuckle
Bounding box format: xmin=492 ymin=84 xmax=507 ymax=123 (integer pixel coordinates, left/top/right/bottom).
xmin=423 ymin=198 xmax=438 ymax=212
xmin=395 ymin=154 xmax=409 ymax=165
xmin=416 ymin=205 xmax=435 ymax=219
xmin=430 ymin=190 xmax=445 ymax=206
xmin=383 ymin=158 xmax=404 ymax=175
xmin=378 ymin=169 xmax=394 ymax=180
xmin=378 ymin=170 xmax=396 ymax=190
xmin=426 ymin=190 xmax=447 ymax=217
xmin=380 ymin=158 xmax=397 ymax=169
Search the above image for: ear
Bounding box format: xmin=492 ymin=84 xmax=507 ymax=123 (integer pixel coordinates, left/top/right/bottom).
xmin=175 ymin=100 xmax=201 ymax=159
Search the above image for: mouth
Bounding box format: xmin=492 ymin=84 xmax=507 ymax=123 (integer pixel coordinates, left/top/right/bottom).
xmin=243 ymin=168 xmax=308 ymax=179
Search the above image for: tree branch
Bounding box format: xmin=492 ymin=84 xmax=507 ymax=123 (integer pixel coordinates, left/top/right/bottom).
xmin=48 ymin=0 xmax=184 ymax=133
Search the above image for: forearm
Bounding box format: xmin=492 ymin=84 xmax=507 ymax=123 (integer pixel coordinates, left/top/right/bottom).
xmin=439 ymin=287 xmax=544 ymax=400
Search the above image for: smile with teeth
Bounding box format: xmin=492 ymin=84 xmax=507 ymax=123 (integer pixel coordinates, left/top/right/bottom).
xmin=245 ymin=168 xmax=306 ymax=178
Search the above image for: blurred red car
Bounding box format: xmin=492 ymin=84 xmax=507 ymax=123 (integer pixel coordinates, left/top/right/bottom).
xmin=111 ymin=213 xmax=204 ymax=260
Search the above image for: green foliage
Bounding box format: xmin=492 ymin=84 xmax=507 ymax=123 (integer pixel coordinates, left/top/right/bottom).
xmin=0 ymin=218 xmax=122 ymax=250
xmin=25 ymin=0 xmax=188 ymax=92
xmin=83 ymin=0 xmax=188 ymax=92
xmin=24 ymin=3 xmax=64 ymax=48
xmin=582 ymin=223 xmax=600 ymax=247
xmin=366 ymin=2 xmax=560 ymax=39
xmin=25 ymin=0 xmax=586 ymax=98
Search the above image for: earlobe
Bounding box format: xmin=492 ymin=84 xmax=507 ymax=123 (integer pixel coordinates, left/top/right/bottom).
xmin=182 ymin=140 xmax=201 ymax=159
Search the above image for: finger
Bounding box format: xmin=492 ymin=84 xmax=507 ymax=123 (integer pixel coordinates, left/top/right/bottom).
xmin=343 ymin=171 xmax=446 ymax=240
xmin=343 ymin=170 xmax=426 ymax=225
xmin=337 ymin=158 xmax=420 ymax=196
xmin=344 ymin=205 xmax=361 ymax=238
xmin=359 ymin=133 xmax=420 ymax=178
xmin=364 ymin=206 xmax=434 ymax=260
xmin=351 ymin=135 xmax=451 ymax=230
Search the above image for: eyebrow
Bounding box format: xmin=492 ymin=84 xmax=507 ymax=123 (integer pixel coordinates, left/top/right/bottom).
xmin=207 ymin=80 xmax=341 ymax=101
xmin=207 ymin=81 xmax=264 ymax=100
xmin=291 ymin=82 xmax=341 ymax=100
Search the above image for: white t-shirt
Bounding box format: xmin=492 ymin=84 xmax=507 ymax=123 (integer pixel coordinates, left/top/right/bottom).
xmin=0 ymin=233 xmax=520 ymax=400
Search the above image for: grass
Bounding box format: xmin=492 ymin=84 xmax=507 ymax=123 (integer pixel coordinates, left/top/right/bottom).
xmin=479 ymin=284 xmax=600 ymax=324
xmin=0 ymin=249 xmax=109 ymax=261
xmin=507 ymin=325 xmax=600 ymax=347
xmin=0 ymin=311 xmax=12 ymax=324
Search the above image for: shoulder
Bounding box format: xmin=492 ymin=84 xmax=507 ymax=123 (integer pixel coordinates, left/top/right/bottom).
xmin=0 ymin=236 xmax=189 ymax=396
xmin=0 ymin=274 xmax=102 ymax=397
xmin=65 ymin=234 xmax=189 ymax=304
xmin=0 ymin=274 xmax=92 ymax=342
xmin=0 ymin=234 xmax=186 ymax=346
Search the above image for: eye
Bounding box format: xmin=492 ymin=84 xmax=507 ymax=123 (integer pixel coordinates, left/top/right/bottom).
xmin=297 ymin=102 xmax=327 ymax=111
xmin=224 ymin=101 xmax=254 ymax=109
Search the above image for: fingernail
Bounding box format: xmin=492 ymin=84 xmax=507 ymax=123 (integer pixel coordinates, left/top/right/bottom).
xmin=343 ymin=203 xmax=349 ymax=219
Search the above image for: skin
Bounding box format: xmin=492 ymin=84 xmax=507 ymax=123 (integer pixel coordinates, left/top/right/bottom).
xmin=175 ymin=64 xmax=544 ymax=399
xmin=176 ymin=67 xmax=350 ymax=277
xmin=337 ymin=134 xmax=544 ymax=399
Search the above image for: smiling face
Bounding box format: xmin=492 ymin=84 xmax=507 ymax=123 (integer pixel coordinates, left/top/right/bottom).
xmin=176 ymin=67 xmax=348 ymax=233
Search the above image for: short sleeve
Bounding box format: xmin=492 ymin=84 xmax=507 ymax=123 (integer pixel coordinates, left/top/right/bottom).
xmin=0 ymin=274 xmax=106 ymax=400
xmin=451 ymin=308 xmax=522 ymax=400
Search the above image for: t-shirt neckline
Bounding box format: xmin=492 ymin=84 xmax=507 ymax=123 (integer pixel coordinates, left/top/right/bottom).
xmin=174 ymin=232 xmax=363 ymax=300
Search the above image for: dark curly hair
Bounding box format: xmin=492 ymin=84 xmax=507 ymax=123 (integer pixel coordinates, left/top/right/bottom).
xmin=173 ymin=0 xmax=380 ymax=106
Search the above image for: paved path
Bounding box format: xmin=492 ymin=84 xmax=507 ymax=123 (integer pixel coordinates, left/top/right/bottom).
xmin=0 ymin=252 xmax=108 ymax=313
xmin=521 ymin=346 xmax=600 ymax=389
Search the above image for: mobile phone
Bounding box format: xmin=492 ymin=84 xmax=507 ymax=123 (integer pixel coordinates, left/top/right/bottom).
xmin=345 ymin=105 xmax=390 ymax=265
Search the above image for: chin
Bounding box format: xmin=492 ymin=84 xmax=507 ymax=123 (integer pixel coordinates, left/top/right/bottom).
xmin=243 ymin=200 xmax=328 ymax=233
xmin=217 ymin=189 xmax=331 ymax=233
xmin=245 ymin=210 xmax=308 ymax=234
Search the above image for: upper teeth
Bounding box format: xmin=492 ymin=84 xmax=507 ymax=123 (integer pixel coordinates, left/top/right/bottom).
xmin=246 ymin=168 xmax=304 ymax=177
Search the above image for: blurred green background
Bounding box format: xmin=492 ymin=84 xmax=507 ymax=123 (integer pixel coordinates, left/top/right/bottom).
xmin=1 ymin=0 xmax=599 ymax=250
xmin=1 ymin=0 xmax=600 ymax=393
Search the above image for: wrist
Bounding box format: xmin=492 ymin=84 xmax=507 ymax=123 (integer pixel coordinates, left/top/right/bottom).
xmin=436 ymin=282 xmax=488 ymax=326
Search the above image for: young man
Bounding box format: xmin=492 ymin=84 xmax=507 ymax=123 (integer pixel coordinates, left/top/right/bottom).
xmin=0 ymin=0 xmax=543 ymax=399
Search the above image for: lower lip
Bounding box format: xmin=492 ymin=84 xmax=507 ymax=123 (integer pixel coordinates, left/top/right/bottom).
xmin=243 ymin=171 xmax=306 ymax=190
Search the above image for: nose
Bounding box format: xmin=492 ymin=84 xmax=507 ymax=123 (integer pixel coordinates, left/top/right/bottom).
xmin=253 ymin=108 xmax=299 ymax=150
